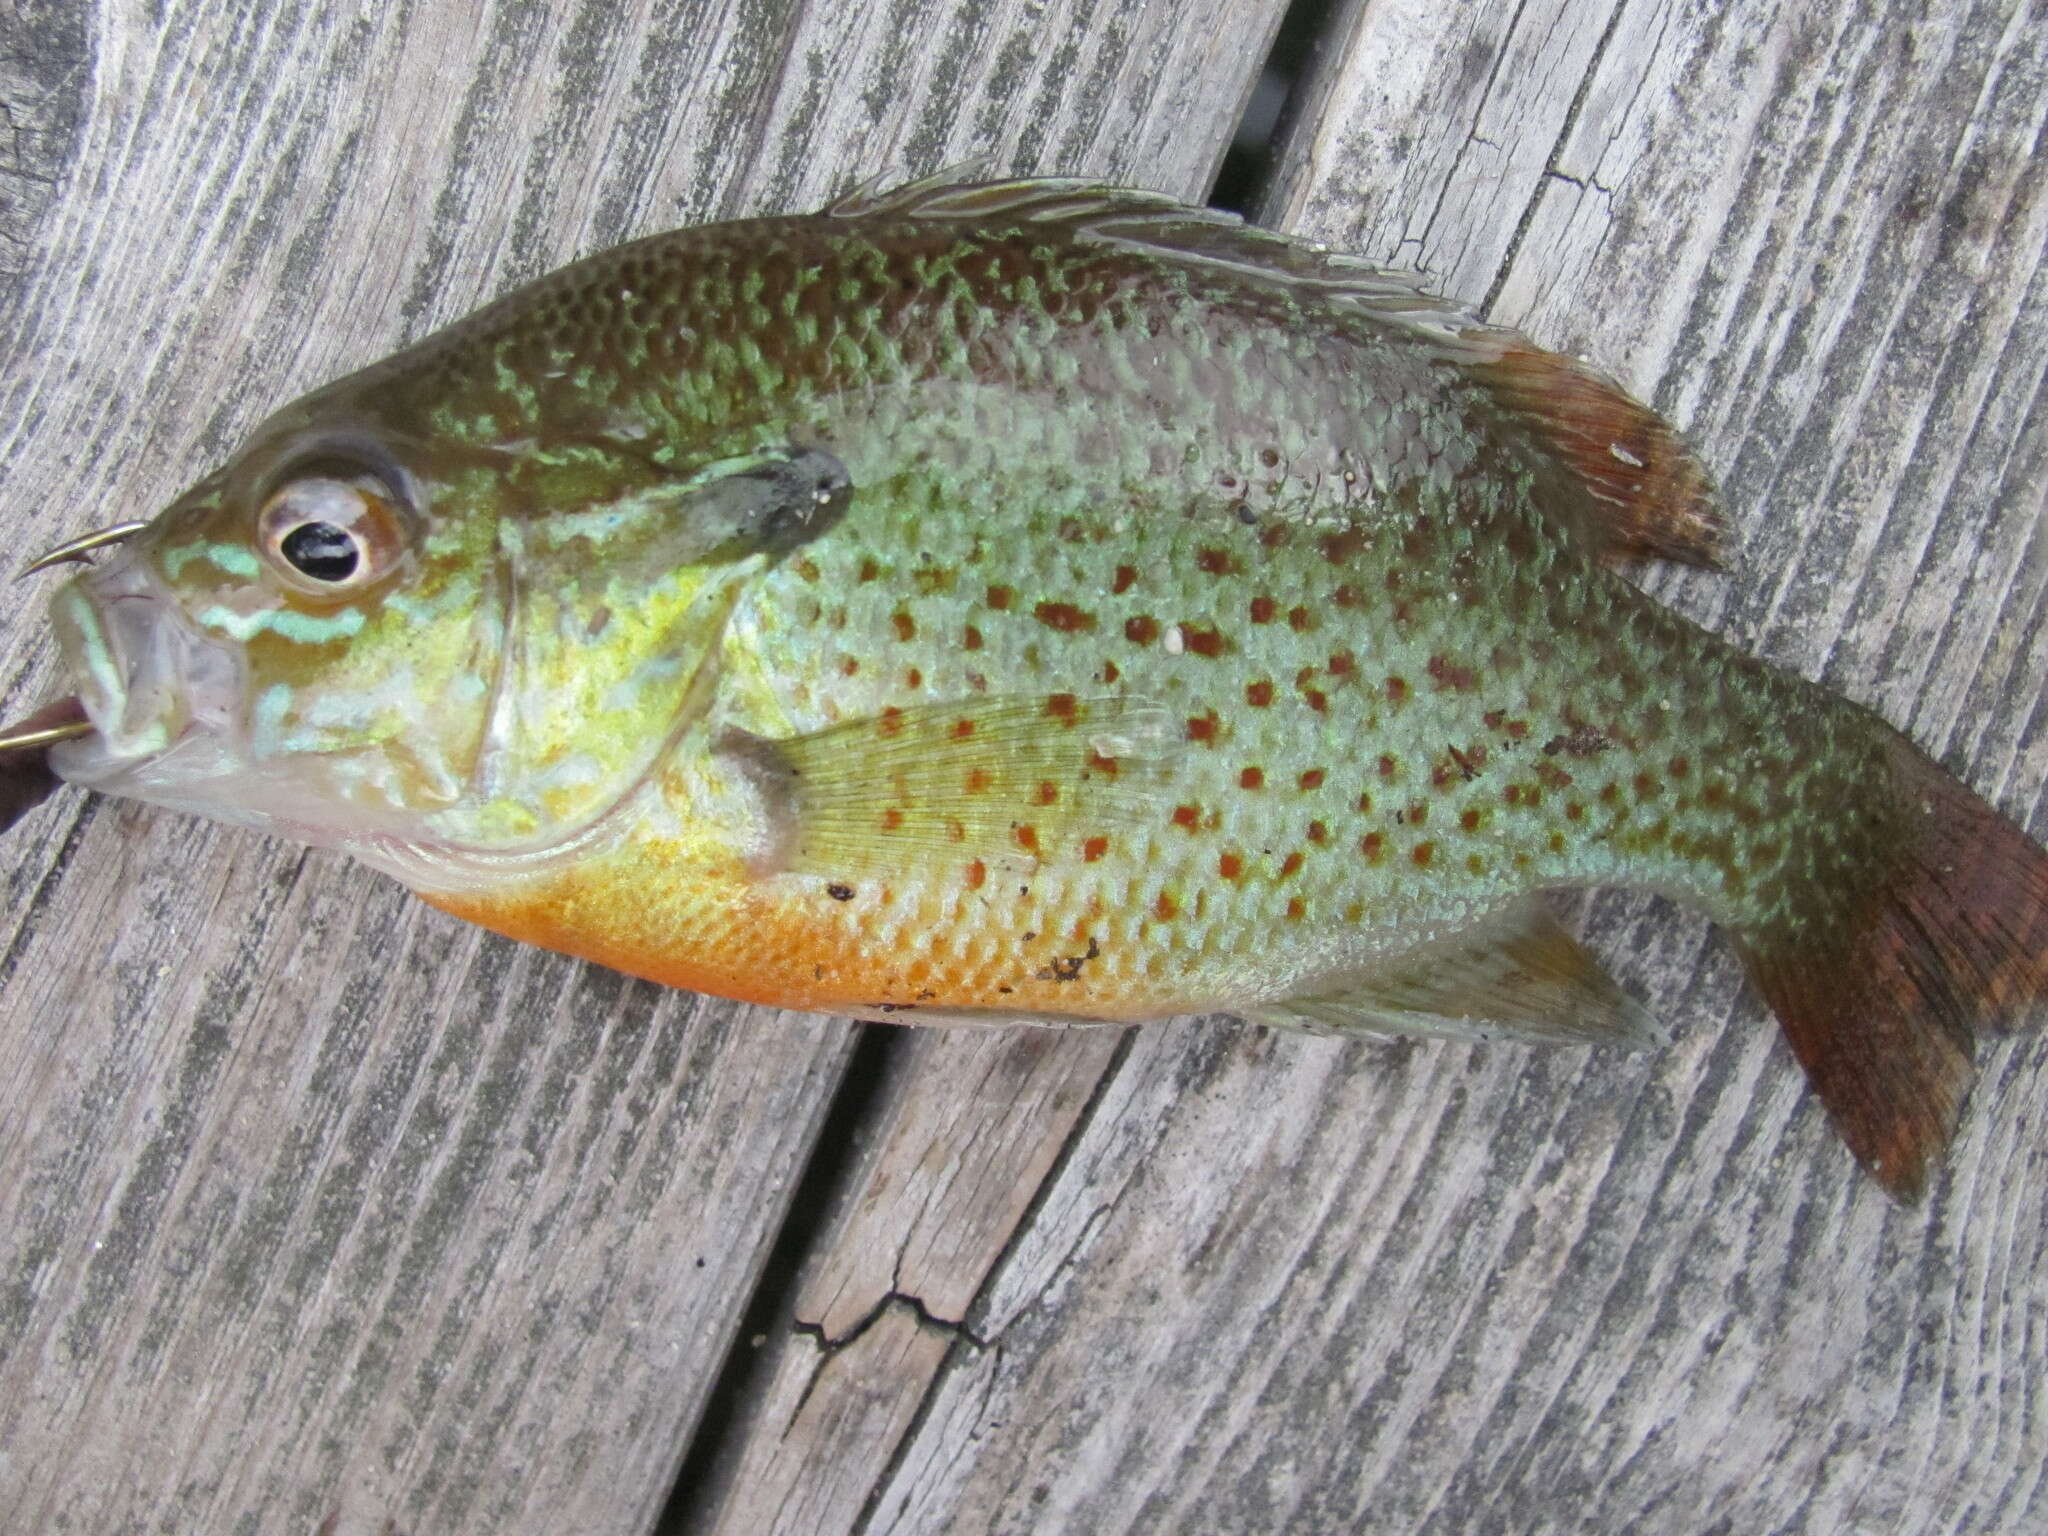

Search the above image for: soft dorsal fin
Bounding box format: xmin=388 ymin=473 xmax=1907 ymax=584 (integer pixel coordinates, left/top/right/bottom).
xmin=1467 ymin=343 xmax=1725 ymax=568
xmin=1252 ymin=899 xmax=1663 ymax=1048
xmin=829 ymin=168 xmax=1727 ymax=570
xmin=717 ymin=693 xmax=1173 ymax=880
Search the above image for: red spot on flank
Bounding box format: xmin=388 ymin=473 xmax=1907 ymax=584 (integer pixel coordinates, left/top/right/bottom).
xmin=1386 ymin=676 xmax=1410 ymax=703
xmin=881 ymin=808 xmax=905 ymax=830
xmin=1181 ymin=624 xmax=1226 ymax=657
xmin=1246 ymin=680 xmax=1275 ymax=707
xmin=1332 ymin=584 xmax=1362 ymax=609
xmin=1186 ymin=712 xmax=1220 ymax=744
xmin=1083 ymin=835 xmax=1110 ymax=862
xmin=963 ymin=624 xmax=984 ymax=650
xmin=1126 ymin=615 xmax=1160 ymax=645
xmin=1669 ymin=755 xmax=1692 ymax=778
xmin=1378 ymin=754 xmax=1398 ymax=779
xmin=1113 ymin=564 xmax=1138 ymax=594
xmin=1300 ymin=768 xmax=1326 ymax=790
xmin=950 ymin=718 xmax=976 ymax=739
xmin=966 ymin=859 xmax=987 ymax=889
xmin=1014 ymin=824 xmax=1040 ymax=853
xmin=1288 ymin=606 xmax=1312 ymax=632
xmin=1198 ymin=547 xmax=1234 ymax=575
xmin=1566 ymin=801 xmax=1585 ymax=820
xmin=795 ymin=558 xmax=820 ymax=582
xmin=1172 ymin=804 xmax=1201 ymax=829
xmin=1045 ymin=693 xmax=1080 ymax=725
xmin=1320 ymin=529 xmax=1365 ymax=564
xmin=1155 ymin=891 xmax=1178 ymax=920
xmin=1240 ymin=767 xmax=1265 ymax=790
xmin=1427 ymin=655 xmax=1477 ymax=691
xmin=1085 ymin=750 xmax=1120 ymax=776
xmin=1249 ymin=596 xmax=1277 ymax=624
xmin=1101 ymin=660 xmax=1120 ymax=683
xmin=1412 ymin=841 xmax=1436 ymax=868
xmin=1461 ymin=808 xmax=1482 ymax=832
xmin=840 ymin=657 xmax=860 ymax=676
xmin=1218 ymin=852 xmax=1244 ymax=880
xmin=905 ymin=667 xmax=923 ymax=688
xmin=966 ymin=768 xmax=994 ymax=793
xmin=1280 ymin=851 xmax=1305 ymax=878
xmin=986 ymin=584 xmax=1014 ymax=610
xmin=892 ymin=611 xmax=916 ymax=641
xmin=1356 ymin=791 xmax=1373 ymax=813
xmin=1360 ymin=833 xmax=1385 ymax=862
xmin=877 ymin=708 xmax=905 ymax=738
xmin=1286 ymin=896 xmax=1306 ymax=922
xmin=1327 ymin=650 xmax=1356 ymax=678
xmin=1036 ymin=781 xmax=1059 ymax=806
xmin=1035 ymin=601 xmax=1096 ymax=633
xmin=945 ymin=818 xmax=966 ymax=842
xmin=1303 ymin=688 xmax=1329 ymax=713
xmin=858 ymin=557 xmax=880 ymax=582
xmin=1307 ymin=821 xmax=1329 ymax=844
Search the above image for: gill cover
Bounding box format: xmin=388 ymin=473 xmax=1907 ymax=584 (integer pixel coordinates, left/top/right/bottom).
xmin=432 ymin=440 xmax=853 ymax=853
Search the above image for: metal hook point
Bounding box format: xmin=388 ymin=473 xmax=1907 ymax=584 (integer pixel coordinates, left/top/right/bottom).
xmin=0 ymin=716 xmax=93 ymax=752
xmin=18 ymin=520 xmax=150 ymax=580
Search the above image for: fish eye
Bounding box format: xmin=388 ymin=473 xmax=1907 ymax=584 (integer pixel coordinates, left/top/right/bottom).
xmin=257 ymin=475 xmax=409 ymax=596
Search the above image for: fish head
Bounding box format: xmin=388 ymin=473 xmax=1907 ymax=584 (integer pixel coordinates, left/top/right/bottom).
xmin=44 ymin=414 xmax=507 ymax=866
xmin=41 ymin=378 xmax=851 ymax=888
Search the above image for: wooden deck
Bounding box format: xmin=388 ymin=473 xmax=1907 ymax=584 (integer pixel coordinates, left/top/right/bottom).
xmin=0 ymin=1 xmax=2042 ymax=1531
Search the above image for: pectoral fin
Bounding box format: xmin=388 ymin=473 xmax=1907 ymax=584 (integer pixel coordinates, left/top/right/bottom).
xmin=1254 ymin=900 xmax=1662 ymax=1048
xmin=719 ymin=693 xmax=1173 ymax=879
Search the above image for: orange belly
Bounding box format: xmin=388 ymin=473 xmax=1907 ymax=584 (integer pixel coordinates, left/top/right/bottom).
xmin=418 ymin=843 xmax=1171 ymax=1021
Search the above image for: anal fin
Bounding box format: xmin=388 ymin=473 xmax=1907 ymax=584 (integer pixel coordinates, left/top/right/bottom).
xmin=1254 ymin=899 xmax=1662 ymax=1049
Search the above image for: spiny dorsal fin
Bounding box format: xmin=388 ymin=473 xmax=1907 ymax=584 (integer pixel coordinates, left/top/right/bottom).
xmin=717 ymin=693 xmax=1173 ymax=880
xmin=828 ymin=166 xmax=1489 ymax=348
xmin=1253 ymin=899 xmax=1663 ymax=1048
xmin=829 ymin=168 xmax=1727 ymax=570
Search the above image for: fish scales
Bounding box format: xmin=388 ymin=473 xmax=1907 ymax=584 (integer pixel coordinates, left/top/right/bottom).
xmin=18 ymin=173 xmax=2048 ymax=1198
xmin=395 ymin=216 xmax=1829 ymax=1010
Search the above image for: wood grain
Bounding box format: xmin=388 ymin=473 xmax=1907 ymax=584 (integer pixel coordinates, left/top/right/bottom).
xmin=692 ymin=1 xmax=2048 ymax=1532
xmin=0 ymin=2 xmax=1283 ymax=1531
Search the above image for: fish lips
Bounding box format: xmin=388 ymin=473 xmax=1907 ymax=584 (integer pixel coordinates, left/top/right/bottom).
xmin=45 ymin=554 xmax=247 ymax=794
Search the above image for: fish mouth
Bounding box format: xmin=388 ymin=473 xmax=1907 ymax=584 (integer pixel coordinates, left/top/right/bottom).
xmin=42 ymin=554 xmax=247 ymax=797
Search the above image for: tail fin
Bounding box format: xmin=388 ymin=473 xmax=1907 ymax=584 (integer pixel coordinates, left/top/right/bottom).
xmin=1737 ymin=733 xmax=2048 ymax=1200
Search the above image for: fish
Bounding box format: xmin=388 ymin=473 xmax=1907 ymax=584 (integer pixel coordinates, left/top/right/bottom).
xmin=5 ymin=169 xmax=2043 ymax=1200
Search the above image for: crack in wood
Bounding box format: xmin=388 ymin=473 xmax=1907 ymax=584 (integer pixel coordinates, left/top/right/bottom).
xmin=1481 ymin=0 xmax=1631 ymax=316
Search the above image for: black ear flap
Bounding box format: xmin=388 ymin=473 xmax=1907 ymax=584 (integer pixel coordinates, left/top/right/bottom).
xmin=677 ymin=444 xmax=853 ymax=562
xmin=504 ymin=437 xmax=853 ymax=569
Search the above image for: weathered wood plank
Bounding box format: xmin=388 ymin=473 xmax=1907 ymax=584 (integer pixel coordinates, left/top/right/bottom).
xmin=689 ymin=1027 xmax=1128 ymax=1532
xmin=692 ymin=1 xmax=2048 ymax=1530
xmin=0 ymin=2 xmax=1284 ymax=1530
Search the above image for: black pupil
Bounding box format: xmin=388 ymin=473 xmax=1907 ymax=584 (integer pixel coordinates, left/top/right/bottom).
xmin=280 ymin=521 xmax=359 ymax=582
